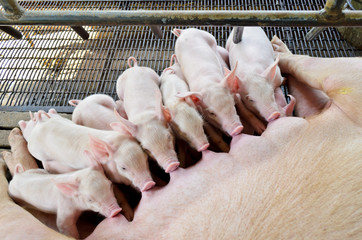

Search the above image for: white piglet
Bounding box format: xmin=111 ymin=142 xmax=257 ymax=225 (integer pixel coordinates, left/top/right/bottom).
xmin=69 ymin=94 xmax=127 ymax=130
xmin=226 ymin=27 xmax=296 ymax=122
xmin=173 ymin=28 xmax=243 ymax=136
xmin=18 ymin=110 xmax=155 ymax=192
xmin=8 ymin=162 xmax=121 ymax=238
xmin=116 ymin=57 xmax=179 ymax=173
xmin=160 ymin=54 xmax=209 ymax=152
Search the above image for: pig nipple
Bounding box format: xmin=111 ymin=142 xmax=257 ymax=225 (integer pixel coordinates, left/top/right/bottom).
xmin=267 ymin=112 xmax=281 ymax=122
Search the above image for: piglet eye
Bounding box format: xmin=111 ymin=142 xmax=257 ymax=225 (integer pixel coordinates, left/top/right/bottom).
xmin=122 ymin=167 xmax=126 ymax=171
xmin=246 ymin=96 xmax=254 ymax=103
xmin=88 ymin=198 xmax=94 ymax=203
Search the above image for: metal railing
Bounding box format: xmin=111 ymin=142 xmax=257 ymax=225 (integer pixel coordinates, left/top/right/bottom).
xmin=0 ymin=0 xmax=361 ymax=39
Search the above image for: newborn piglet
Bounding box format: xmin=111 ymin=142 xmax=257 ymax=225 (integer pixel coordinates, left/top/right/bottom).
xmin=18 ymin=110 xmax=155 ymax=192
xmin=116 ymin=57 xmax=179 ymax=173
xmin=173 ymin=28 xmax=243 ymax=136
xmin=8 ymin=161 xmax=121 ymax=239
xmin=226 ymin=26 xmax=295 ymax=122
xmin=160 ymin=54 xmax=209 ymax=152
xmin=69 ymin=94 xmax=127 ymax=130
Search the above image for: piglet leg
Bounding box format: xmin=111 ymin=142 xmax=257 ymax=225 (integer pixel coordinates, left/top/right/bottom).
xmin=203 ymin=122 xmax=230 ymax=153
xmin=113 ymin=185 xmax=134 ymax=221
xmin=57 ymin=207 xmax=81 ymax=238
xmin=234 ymin=95 xmax=266 ymax=134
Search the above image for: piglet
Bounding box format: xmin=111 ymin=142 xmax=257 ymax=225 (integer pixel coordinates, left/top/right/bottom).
xmin=8 ymin=162 xmax=121 ymax=238
xmin=173 ymin=28 xmax=243 ymax=136
xmin=160 ymin=54 xmax=209 ymax=152
xmin=226 ymin=27 xmax=296 ymax=122
xmin=18 ymin=110 xmax=155 ymax=192
xmin=116 ymin=57 xmax=179 ymax=173
xmin=69 ymin=94 xmax=127 ymax=130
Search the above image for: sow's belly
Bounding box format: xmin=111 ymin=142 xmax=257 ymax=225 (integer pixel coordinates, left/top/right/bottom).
xmin=87 ymin=115 xmax=361 ymax=240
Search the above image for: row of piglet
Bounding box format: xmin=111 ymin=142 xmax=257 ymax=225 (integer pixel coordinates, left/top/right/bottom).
xmin=9 ymin=26 xmax=296 ymax=238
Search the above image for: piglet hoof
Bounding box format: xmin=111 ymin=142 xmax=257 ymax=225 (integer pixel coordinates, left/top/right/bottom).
xmin=197 ymin=143 xmax=210 ymax=152
xmin=267 ymin=112 xmax=281 ymax=122
xmin=230 ymin=125 xmax=243 ymax=136
xmin=141 ymin=181 xmax=156 ymax=192
xmin=165 ymin=162 xmax=180 ymax=173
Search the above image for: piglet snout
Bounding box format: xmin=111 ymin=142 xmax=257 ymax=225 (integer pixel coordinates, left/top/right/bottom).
xmin=104 ymin=205 xmax=122 ymax=218
xmin=267 ymin=111 xmax=281 ymax=122
xmin=228 ymin=124 xmax=243 ymax=136
xmin=165 ymin=161 xmax=180 ymax=173
xmin=142 ymin=181 xmax=156 ymax=192
xmin=197 ymin=143 xmax=210 ymax=152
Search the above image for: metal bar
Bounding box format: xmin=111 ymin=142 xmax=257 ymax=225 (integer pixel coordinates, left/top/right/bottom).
xmin=305 ymin=27 xmax=327 ymax=41
xmin=70 ymin=26 xmax=89 ymax=40
xmin=0 ymin=10 xmax=361 ymax=27
xmin=0 ymin=0 xmax=24 ymax=17
xmin=0 ymin=25 xmax=22 ymax=38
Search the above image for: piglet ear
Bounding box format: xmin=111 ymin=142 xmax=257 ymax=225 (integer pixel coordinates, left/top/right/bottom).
xmin=14 ymin=163 xmax=25 ymax=175
xmin=163 ymin=67 xmax=174 ymax=74
xmin=222 ymin=61 xmax=239 ymax=93
xmin=48 ymin=108 xmax=57 ymax=115
xmin=112 ymin=108 xmax=137 ymax=136
xmin=56 ymin=182 xmax=79 ymax=197
xmin=88 ymin=134 xmax=114 ymax=164
xmin=162 ymin=106 xmax=172 ymax=122
xmin=175 ymin=91 xmax=203 ymax=105
xmin=84 ymin=150 xmax=103 ymax=172
xmin=260 ymin=54 xmax=280 ymax=85
xmin=18 ymin=120 xmax=27 ymax=132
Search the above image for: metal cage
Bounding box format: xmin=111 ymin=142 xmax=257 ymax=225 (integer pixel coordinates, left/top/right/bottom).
xmin=0 ymin=0 xmax=361 ymax=113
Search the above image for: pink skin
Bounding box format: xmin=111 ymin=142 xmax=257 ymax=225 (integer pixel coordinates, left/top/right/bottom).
xmin=115 ymin=57 xmax=179 ymax=172
xmin=226 ymin=27 xmax=295 ymax=122
xmin=84 ymin=45 xmax=362 ymax=240
xmin=19 ymin=110 xmax=155 ymax=192
xmin=173 ymin=28 xmax=243 ymax=136
xmin=69 ymin=94 xmax=128 ymax=130
xmin=160 ymin=54 xmax=210 ymax=152
xmin=8 ymin=163 xmax=121 ymax=238
xmin=2 ymin=37 xmax=361 ymax=240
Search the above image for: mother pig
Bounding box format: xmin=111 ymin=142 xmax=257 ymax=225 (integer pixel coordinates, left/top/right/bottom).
xmin=1 ymin=37 xmax=362 ymax=239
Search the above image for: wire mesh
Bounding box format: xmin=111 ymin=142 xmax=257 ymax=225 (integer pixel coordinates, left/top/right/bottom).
xmin=0 ymin=0 xmax=360 ymax=112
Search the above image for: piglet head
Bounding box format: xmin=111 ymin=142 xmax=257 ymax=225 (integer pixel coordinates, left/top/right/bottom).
xmin=112 ymin=108 xmax=179 ymax=174
xmin=56 ymin=167 xmax=122 ymax=218
xmin=173 ymin=93 xmax=209 ymax=151
xmin=138 ymin=120 xmax=179 ymax=173
xmin=112 ymin=139 xmax=155 ymax=192
xmin=237 ymin=57 xmax=283 ymax=122
xmin=198 ymin=83 xmax=243 ymax=137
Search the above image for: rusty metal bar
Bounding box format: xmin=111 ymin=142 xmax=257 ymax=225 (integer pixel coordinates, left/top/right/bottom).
xmin=0 ymin=10 xmax=361 ymax=27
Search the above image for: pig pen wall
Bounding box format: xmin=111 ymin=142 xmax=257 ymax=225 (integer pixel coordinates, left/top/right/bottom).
xmin=0 ymin=0 xmax=361 ymax=113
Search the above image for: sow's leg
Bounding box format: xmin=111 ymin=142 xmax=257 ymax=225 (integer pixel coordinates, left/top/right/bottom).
xmin=271 ymin=36 xmax=362 ymax=123
xmin=5 ymin=128 xmax=38 ymax=175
